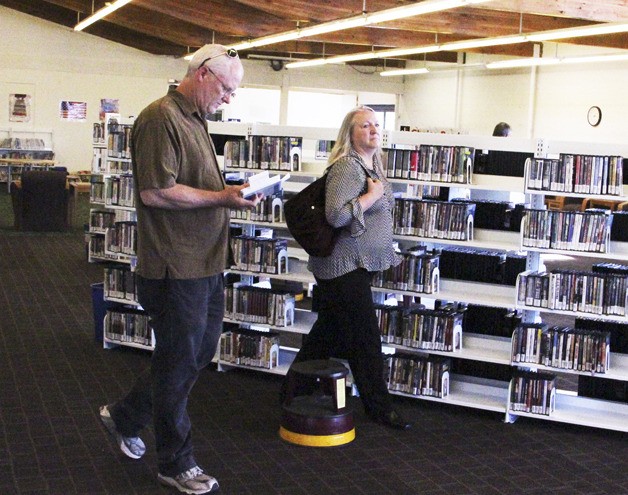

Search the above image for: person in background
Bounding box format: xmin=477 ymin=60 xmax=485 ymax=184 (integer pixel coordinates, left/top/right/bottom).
xmin=282 ymin=106 xmax=411 ymax=430
xmin=99 ymin=44 xmax=262 ymax=495
xmin=492 ymin=121 xmax=511 ymax=137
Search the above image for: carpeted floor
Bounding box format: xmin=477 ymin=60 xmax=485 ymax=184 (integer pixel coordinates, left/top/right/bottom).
xmin=0 ymin=194 xmax=626 ymax=495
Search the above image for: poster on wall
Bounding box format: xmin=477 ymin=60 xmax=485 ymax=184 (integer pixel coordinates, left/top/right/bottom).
xmin=60 ymin=100 xmax=87 ymax=121
xmin=99 ymin=98 xmax=119 ymax=121
xmin=9 ymin=93 xmax=31 ymax=122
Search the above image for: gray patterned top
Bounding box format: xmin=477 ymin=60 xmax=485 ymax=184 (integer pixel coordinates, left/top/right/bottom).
xmin=308 ymin=149 xmax=402 ymax=279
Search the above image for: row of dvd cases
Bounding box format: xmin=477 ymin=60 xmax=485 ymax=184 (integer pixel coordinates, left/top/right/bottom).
xmin=89 ymin=115 xmax=148 ymax=350
xmin=209 ymin=121 xmax=628 ymax=433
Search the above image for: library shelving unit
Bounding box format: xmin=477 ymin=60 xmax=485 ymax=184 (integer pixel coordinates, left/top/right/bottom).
xmin=509 ymin=138 xmax=628 ymax=431
xmin=88 ymin=114 xmax=152 ymax=351
xmin=0 ymin=128 xmax=56 ymax=191
xmin=208 ymin=121 xmax=628 ymax=433
xmin=209 ymin=122 xmax=337 ymax=375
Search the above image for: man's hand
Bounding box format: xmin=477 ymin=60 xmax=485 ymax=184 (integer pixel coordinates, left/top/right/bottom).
xmin=225 ymin=184 xmax=264 ymax=209
xmin=140 ymin=183 xmax=263 ymax=210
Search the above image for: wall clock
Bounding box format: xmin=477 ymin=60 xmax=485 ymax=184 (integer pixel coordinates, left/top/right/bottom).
xmin=587 ymin=106 xmax=602 ymax=127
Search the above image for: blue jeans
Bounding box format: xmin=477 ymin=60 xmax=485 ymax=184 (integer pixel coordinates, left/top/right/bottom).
xmin=110 ymin=274 xmax=224 ymax=476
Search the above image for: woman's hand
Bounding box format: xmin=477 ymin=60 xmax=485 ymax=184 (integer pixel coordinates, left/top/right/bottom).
xmin=359 ymin=177 xmax=384 ymax=210
xmin=366 ymin=177 xmax=384 ymax=200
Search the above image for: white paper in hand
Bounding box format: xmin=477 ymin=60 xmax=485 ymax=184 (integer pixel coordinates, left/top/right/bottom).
xmin=240 ymin=171 xmax=291 ymax=198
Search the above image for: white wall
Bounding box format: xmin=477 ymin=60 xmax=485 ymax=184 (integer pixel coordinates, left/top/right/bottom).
xmin=1 ymin=7 xmax=186 ymax=172
xmin=286 ymin=91 xmax=357 ymax=127
xmin=458 ymin=68 xmax=532 ymax=137
xmin=1 ymin=6 xmax=403 ymax=172
xmin=533 ymin=61 xmax=628 ymax=143
xmin=400 ymin=68 xmax=461 ymax=133
xmin=3 ymin=5 xmax=628 ymax=173
xmin=398 ymin=48 xmax=628 ymax=143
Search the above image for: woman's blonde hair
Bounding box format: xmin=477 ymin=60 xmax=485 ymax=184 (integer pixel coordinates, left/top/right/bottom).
xmin=327 ymin=105 xmax=379 ymax=166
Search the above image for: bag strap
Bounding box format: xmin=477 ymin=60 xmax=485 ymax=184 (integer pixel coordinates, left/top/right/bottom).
xmin=325 ymin=160 xmax=376 ymax=202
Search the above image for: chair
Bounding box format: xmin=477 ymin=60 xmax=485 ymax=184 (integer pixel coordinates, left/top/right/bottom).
xmin=581 ymin=197 xmax=621 ymax=211
xmin=11 ymin=170 xmax=71 ymax=231
xmin=544 ymin=195 xmax=585 ymax=211
xmin=614 ymin=200 xmax=628 ymax=212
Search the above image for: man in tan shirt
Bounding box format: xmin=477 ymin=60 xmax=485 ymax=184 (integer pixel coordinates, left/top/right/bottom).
xmin=99 ymin=44 xmax=261 ymax=495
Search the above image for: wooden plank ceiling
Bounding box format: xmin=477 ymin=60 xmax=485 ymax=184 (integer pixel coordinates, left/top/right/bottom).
xmin=3 ymin=0 xmax=628 ymax=68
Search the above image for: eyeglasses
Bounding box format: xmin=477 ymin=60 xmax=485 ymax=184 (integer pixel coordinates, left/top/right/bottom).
xmin=198 ymin=48 xmax=238 ymax=98
xmin=205 ymin=66 xmax=236 ymax=98
xmin=198 ymin=48 xmax=238 ymax=69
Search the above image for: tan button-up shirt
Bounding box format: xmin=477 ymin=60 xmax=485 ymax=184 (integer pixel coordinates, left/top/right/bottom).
xmin=131 ymin=90 xmax=230 ymax=279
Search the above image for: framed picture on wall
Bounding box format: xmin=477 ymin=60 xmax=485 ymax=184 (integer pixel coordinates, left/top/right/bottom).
xmin=9 ymin=93 xmax=31 ymax=122
xmin=100 ymin=98 xmax=119 ymax=121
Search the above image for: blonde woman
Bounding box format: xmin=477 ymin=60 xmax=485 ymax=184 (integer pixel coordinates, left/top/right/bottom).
xmin=284 ymin=106 xmax=411 ymax=430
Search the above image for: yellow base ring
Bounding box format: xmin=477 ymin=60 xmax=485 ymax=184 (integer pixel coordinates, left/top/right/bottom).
xmin=279 ymin=426 xmax=355 ymax=447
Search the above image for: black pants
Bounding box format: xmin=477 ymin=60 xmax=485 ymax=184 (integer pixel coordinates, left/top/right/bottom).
xmin=287 ymin=268 xmax=392 ymax=415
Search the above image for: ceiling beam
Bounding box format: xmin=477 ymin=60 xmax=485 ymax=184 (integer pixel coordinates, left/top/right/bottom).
xmin=0 ymin=0 xmax=78 ymax=26
xmin=476 ymin=0 xmax=628 ymax=23
xmin=133 ymin=0 xmax=295 ymax=37
xmin=2 ymin=0 xmax=627 ymax=64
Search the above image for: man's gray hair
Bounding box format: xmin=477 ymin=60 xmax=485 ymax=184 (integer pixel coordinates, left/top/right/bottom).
xmin=186 ymin=44 xmax=238 ymax=76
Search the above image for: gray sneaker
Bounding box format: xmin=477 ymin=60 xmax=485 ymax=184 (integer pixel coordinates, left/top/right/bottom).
xmin=158 ymin=466 xmax=219 ymax=494
xmin=99 ymin=404 xmax=146 ymax=459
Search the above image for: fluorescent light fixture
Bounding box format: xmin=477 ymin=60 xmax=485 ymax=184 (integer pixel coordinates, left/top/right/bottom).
xmin=366 ymin=0 xmax=489 ymax=24
xmin=284 ymin=58 xmax=335 ymax=69
xmin=74 ymin=0 xmax=132 ymax=31
xmin=381 ymin=67 xmax=430 ymax=76
xmin=380 ymin=62 xmax=486 ymax=76
xmin=232 ymin=31 xmax=303 ymax=51
xmin=228 ymin=0 xmax=493 ymax=52
xmin=486 ymin=57 xmax=560 ymax=68
xmin=563 ymin=53 xmax=628 ymax=64
xmin=526 ymin=21 xmax=628 ymax=42
xmin=374 ymin=45 xmax=442 ymax=59
xmin=487 ymin=52 xmax=628 ymax=69
xmin=298 ymin=17 xmax=368 ymax=37
xmin=247 ymin=54 xmax=307 ymax=62
xmin=286 ymin=19 xmax=628 ymax=70
xmin=285 ymin=35 xmax=526 ymax=69
xmin=440 ymin=34 xmax=526 ymax=51
xmin=286 ymin=45 xmax=440 ymax=69
xmin=381 ymin=51 xmax=628 ymax=75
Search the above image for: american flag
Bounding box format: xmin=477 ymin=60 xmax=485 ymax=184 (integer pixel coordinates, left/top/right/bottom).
xmin=60 ymin=100 xmax=87 ymax=121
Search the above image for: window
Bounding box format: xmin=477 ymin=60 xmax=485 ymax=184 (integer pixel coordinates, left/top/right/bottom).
xmin=366 ymin=104 xmax=396 ymax=131
xmin=220 ymin=87 xmax=281 ymax=124
xmin=287 ymin=91 xmax=357 ymax=127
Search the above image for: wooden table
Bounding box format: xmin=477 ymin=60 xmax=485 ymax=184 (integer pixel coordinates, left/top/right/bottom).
xmin=69 ymin=182 xmax=91 ymax=224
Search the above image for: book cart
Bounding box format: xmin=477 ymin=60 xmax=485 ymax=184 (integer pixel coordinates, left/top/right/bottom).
xmin=209 ymin=121 xmax=628 ymax=433
xmin=87 ymin=114 xmax=153 ymax=351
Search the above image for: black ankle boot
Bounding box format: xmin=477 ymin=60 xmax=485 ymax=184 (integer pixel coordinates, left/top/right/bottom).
xmin=368 ymin=408 xmax=412 ymax=430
